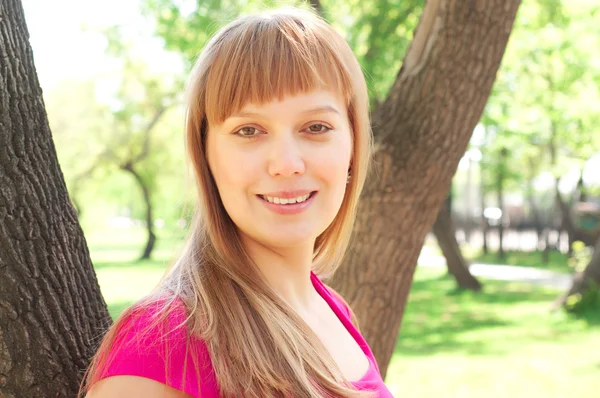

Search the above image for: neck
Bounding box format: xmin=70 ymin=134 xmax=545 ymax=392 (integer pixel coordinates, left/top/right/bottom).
xmin=240 ymin=234 xmax=320 ymax=314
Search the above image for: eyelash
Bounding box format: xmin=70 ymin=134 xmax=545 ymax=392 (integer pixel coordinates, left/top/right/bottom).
xmin=233 ymin=123 xmax=333 ymax=139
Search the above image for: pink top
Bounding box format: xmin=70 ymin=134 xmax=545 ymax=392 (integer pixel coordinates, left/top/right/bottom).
xmin=97 ymin=272 xmax=394 ymax=397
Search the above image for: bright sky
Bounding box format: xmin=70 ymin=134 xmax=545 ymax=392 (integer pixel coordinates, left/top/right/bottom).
xmin=22 ymin=0 xmax=181 ymax=91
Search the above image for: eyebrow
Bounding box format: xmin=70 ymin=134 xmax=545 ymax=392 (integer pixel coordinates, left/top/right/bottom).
xmin=230 ymin=105 xmax=341 ymax=119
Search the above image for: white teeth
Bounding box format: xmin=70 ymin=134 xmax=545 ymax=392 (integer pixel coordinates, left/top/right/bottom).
xmin=262 ymin=193 xmax=311 ymax=204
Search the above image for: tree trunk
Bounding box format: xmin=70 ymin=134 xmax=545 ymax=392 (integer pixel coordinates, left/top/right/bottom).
xmin=481 ymin=174 xmax=489 ymax=255
xmin=496 ymin=147 xmax=507 ymax=260
xmin=433 ymin=196 xmax=482 ymax=291
xmin=527 ymin=187 xmax=543 ymax=249
xmin=121 ymin=163 xmax=156 ymax=260
xmin=555 ymin=181 xmax=575 ymax=255
xmin=555 ymin=235 xmax=600 ymax=308
xmin=0 ymin=1 xmax=112 ymax=396
xmin=464 ymin=156 xmax=474 ymax=244
xmin=543 ymin=227 xmax=551 ymax=263
xmin=330 ymin=0 xmax=521 ymax=377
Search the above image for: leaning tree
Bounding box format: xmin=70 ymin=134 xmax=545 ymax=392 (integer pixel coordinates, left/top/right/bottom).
xmin=329 ymin=0 xmax=520 ymax=375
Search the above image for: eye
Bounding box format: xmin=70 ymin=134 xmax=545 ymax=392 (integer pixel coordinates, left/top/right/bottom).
xmin=234 ymin=126 xmax=262 ymax=138
xmin=304 ymin=123 xmax=332 ymax=134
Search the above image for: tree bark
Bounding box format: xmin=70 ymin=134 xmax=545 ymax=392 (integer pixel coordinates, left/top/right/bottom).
xmin=330 ymin=0 xmax=520 ymax=377
xmin=0 ymin=1 xmax=112 ymax=396
xmin=433 ymin=196 xmax=482 ymax=291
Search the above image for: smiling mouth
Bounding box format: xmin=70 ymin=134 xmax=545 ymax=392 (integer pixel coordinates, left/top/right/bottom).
xmin=257 ymin=191 xmax=317 ymax=205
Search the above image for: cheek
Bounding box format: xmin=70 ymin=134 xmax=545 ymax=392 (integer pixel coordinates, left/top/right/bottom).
xmin=207 ymin=141 xmax=257 ymax=202
xmin=314 ymin=138 xmax=352 ymax=184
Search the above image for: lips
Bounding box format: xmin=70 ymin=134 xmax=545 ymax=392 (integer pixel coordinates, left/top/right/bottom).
xmin=258 ymin=190 xmax=315 ymax=199
xmin=257 ymin=191 xmax=318 ymax=215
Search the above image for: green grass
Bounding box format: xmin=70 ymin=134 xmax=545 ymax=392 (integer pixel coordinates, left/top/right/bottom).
xmin=466 ymin=249 xmax=572 ymax=274
xmin=387 ymin=267 xmax=599 ymax=398
xmin=89 ymin=226 xmax=599 ymax=397
xmin=87 ymin=226 xmax=185 ymax=317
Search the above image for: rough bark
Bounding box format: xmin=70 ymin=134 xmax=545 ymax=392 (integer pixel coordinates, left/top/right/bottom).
xmin=433 ymin=196 xmax=482 ymax=291
xmin=0 ymin=1 xmax=112 ymax=396
xmin=555 ymin=235 xmax=600 ymax=308
xmin=330 ymin=0 xmax=521 ymax=376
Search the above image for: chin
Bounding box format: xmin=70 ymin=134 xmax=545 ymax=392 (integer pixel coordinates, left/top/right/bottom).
xmin=260 ymin=226 xmax=319 ymax=248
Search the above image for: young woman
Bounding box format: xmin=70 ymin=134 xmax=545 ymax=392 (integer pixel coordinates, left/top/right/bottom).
xmin=83 ymin=6 xmax=393 ymax=398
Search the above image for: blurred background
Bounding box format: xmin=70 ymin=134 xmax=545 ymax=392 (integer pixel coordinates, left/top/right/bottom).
xmin=23 ymin=0 xmax=599 ymax=396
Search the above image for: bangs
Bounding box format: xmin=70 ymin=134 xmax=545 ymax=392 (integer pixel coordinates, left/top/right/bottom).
xmin=204 ymin=12 xmax=354 ymax=126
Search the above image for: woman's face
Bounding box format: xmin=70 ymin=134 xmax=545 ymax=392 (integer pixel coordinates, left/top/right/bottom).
xmin=206 ymin=89 xmax=352 ymax=249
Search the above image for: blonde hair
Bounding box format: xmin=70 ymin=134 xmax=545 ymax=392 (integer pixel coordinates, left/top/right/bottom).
xmin=82 ymin=6 xmax=373 ymax=397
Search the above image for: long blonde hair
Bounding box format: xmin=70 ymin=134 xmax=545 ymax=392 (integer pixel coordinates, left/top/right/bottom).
xmin=83 ymin=6 xmax=373 ymax=397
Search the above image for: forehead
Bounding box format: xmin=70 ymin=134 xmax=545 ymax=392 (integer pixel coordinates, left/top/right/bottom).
xmin=228 ymin=89 xmax=346 ymax=119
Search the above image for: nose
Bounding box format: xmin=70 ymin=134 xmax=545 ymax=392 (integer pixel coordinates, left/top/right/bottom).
xmin=267 ymin=132 xmax=306 ymax=178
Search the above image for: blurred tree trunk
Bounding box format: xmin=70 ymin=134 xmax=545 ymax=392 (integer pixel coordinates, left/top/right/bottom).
xmin=481 ymin=175 xmax=489 ymax=255
xmin=555 ymin=235 xmax=600 ymax=308
xmin=433 ymin=195 xmax=482 ymax=291
xmin=464 ymin=156 xmax=474 ymax=243
xmin=331 ymin=0 xmax=520 ymax=377
xmin=0 ymin=1 xmax=112 ymax=396
xmin=526 ymin=158 xmax=543 ymax=250
xmin=555 ymin=181 xmax=575 ymax=255
xmin=121 ymin=162 xmax=156 ymax=260
xmin=496 ymin=147 xmax=507 ymax=261
xmin=576 ymin=169 xmax=587 ymax=202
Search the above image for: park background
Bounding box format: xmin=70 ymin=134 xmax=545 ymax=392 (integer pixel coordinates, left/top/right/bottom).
xmin=7 ymin=0 xmax=600 ymax=396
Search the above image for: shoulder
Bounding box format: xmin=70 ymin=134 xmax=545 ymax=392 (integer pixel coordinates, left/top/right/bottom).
xmin=86 ymin=375 xmax=192 ymax=398
xmin=89 ymin=297 xmax=217 ymax=397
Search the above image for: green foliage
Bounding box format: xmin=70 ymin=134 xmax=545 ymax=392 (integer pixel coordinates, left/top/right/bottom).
xmin=564 ymin=281 xmax=600 ymax=314
xmin=474 ymin=0 xmax=600 ymax=215
xmin=321 ymin=0 xmax=422 ymax=104
xmin=140 ymin=0 xmax=423 ymax=106
xmin=568 ymin=240 xmax=592 ymax=273
xmin=564 ymin=240 xmax=600 ymax=314
xmin=46 ymin=43 xmax=189 ymax=227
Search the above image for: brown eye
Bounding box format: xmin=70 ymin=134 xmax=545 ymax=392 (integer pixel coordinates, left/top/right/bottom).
xmin=306 ymin=124 xmax=332 ymax=134
xmin=236 ymin=127 xmax=260 ymax=137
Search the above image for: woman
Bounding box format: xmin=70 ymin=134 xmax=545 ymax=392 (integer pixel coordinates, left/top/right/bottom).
xmin=83 ymin=5 xmax=393 ymax=398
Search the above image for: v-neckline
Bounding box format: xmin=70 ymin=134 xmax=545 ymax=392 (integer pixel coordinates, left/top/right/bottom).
xmin=309 ymin=271 xmax=376 ymax=384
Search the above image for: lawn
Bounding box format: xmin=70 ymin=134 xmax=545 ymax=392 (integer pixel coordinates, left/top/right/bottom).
xmin=466 ymin=249 xmax=573 ymax=274
xmin=89 ymin=226 xmax=599 ymax=398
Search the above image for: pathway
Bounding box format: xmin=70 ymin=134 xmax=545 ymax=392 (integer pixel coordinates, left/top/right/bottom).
xmin=417 ymin=247 xmax=573 ymax=290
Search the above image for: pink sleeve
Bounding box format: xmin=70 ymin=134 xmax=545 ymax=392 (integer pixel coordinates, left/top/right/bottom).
xmin=95 ymin=301 xmax=219 ymax=397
